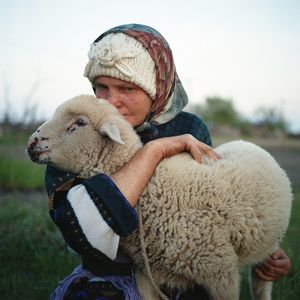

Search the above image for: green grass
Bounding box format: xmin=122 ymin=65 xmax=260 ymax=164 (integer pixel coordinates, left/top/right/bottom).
xmin=240 ymin=191 xmax=300 ymax=299
xmin=0 ymin=155 xmax=45 ymax=190
xmin=0 ymin=192 xmax=299 ymax=299
xmin=0 ymin=134 xmax=46 ymax=190
xmin=0 ymin=192 xmax=80 ymax=300
xmin=277 ymin=191 xmax=300 ymax=299
xmin=0 ymin=133 xmax=29 ymax=145
xmin=1 ymin=136 xmax=299 ymax=298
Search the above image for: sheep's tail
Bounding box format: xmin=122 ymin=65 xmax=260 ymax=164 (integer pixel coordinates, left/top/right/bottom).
xmin=137 ymin=204 xmax=170 ymax=300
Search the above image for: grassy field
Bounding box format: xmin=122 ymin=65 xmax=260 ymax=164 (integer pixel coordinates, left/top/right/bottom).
xmin=1 ymin=192 xmax=299 ymax=299
xmin=0 ymin=135 xmax=300 ymax=299
xmin=0 ymin=155 xmax=45 ymax=190
xmin=0 ymin=135 xmax=45 ymax=191
xmin=0 ymin=192 xmax=80 ymax=299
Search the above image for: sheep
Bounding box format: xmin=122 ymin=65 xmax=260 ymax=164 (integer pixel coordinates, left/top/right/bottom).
xmin=27 ymin=94 xmax=293 ymax=300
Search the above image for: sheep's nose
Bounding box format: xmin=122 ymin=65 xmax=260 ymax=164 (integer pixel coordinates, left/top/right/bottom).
xmin=28 ymin=137 xmax=39 ymax=150
xmin=27 ymin=136 xmax=42 ymax=162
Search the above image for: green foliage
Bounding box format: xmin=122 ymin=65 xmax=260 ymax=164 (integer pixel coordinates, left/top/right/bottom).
xmin=0 ymin=133 xmax=45 ymax=190
xmin=190 ymin=96 xmax=290 ymax=136
xmin=0 ymin=191 xmax=299 ymax=299
xmin=204 ymin=97 xmax=240 ymax=125
xmin=0 ymin=132 xmax=30 ymax=145
xmin=0 ymin=192 xmax=80 ymax=299
xmin=0 ymin=136 xmax=299 ymax=299
xmin=254 ymin=106 xmax=288 ymax=133
xmin=0 ymin=155 xmax=45 ymax=190
xmin=239 ymin=192 xmax=300 ymax=299
xmin=192 ymin=96 xmax=243 ymax=128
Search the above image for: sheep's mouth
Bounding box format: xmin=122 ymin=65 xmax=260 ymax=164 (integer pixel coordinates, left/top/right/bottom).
xmin=27 ymin=149 xmax=51 ymax=164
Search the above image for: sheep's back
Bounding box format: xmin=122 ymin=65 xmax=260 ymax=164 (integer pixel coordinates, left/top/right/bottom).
xmin=139 ymin=140 xmax=292 ymax=265
xmin=214 ymin=141 xmax=292 ymax=261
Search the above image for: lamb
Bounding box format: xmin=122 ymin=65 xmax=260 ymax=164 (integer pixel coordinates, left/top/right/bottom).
xmin=27 ymin=94 xmax=293 ymax=300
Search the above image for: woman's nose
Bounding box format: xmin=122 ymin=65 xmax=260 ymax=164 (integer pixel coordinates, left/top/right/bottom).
xmin=107 ymin=93 xmax=121 ymax=108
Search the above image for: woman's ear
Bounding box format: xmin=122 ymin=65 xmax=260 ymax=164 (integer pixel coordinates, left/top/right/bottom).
xmin=99 ymin=118 xmax=125 ymax=144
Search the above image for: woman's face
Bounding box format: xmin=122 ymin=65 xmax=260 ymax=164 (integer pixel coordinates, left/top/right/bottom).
xmin=94 ymin=76 xmax=153 ymax=127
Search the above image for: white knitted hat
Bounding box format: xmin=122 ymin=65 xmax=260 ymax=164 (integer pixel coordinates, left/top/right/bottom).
xmin=84 ymin=33 xmax=157 ymax=99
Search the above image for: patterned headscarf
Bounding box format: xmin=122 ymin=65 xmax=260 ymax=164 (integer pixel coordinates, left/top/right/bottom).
xmin=90 ymin=24 xmax=189 ymax=129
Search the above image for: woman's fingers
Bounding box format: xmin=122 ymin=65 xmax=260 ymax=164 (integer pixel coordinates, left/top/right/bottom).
xmin=254 ymin=248 xmax=291 ymax=281
xmin=254 ymin=267 xmax=278 ymax=281
xmin=184 ymin=134 xmax=220 ymax=162
xmin=255 ymin=263 xmax=285 ymax=281
xmin=200 ymin=145 xmax=220 ymax=161
xmin=189 ymin=145 xmax=204 ymax=163
xmin=147 ymin=134 xmax=220 ymax=163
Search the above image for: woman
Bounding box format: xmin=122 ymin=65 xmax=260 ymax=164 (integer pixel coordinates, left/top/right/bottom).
xmin=47 ymin=24 xmax=290 ymax=300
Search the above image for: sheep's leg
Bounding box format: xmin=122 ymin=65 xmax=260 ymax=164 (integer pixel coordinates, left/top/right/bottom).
xmin=199 ymin=263 xmax=240 ymax=300
xmin=170 ymin=210 xmax=241 ymax=300
xmin=198 ymin=232 xmax=240 ymax=300
xmin=135 ymin=269 xmax=160 ymax=300
xmin=249 ymin=266 xmax=272 ymax=300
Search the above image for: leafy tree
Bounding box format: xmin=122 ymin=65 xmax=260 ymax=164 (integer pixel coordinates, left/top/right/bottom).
xmin=191 ymin=96 xmax=241 ymax=128
xmin=254 ymin=106 xmax=288 ymax=134
xmin=190 ymin=96 xmax=289 ymax=137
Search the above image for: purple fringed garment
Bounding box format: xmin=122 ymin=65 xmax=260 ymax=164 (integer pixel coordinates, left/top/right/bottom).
xmin=50 ymin=265 xmax=142 ymax=300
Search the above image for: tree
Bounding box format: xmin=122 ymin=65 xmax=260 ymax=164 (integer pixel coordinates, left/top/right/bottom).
xmin=191 ymin=96 xmax=241 ymax=128
xmin=254 ymin=106 xmax=288 ymax=134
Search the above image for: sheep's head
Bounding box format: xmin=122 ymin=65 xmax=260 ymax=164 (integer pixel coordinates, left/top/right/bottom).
xmin=27 ymin=95 xmax=141 ymax=175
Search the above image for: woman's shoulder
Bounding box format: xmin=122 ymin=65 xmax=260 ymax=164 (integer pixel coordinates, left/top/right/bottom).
xmin=176 ymin=111 xmax=208 ymax=127
xmin=159 ymin=111 xmax=207 ymax=129
xmin=156 ymin=111 xmax=212 ymax=145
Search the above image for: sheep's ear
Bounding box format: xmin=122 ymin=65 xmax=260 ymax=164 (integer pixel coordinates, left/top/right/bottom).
xmin=99 ymin=120 xmax=125 ymax=145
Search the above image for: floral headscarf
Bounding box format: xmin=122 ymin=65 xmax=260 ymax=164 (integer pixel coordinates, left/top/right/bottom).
xmin=90 ymin=24 xmax=189 ymax=129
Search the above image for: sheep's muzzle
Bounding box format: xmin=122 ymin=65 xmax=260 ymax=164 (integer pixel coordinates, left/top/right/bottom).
xmin=27 ymin=135 xmax=50 ymax=164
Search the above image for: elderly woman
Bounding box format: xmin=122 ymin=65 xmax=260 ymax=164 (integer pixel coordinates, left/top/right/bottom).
xmin=47 ymin=24 xmax=290 ymax=300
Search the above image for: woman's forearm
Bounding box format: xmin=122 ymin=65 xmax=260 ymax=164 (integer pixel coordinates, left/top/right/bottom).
xmin=111 ymin=142 xmax=163 ymax=207
xmin=110 ymin=134 xmax=219 ymax=207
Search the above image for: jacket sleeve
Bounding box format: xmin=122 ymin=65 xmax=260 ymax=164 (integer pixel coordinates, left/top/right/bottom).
xmin=45 ymin=165 xmax=138 ymax=260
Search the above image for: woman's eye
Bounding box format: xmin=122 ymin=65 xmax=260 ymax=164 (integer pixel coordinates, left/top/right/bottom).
xmin=126 ymin=87 xmax=134 ymax=92
xmin=95 ymin=84 xmax=108 ymax=92
xmin=98 ymin=84 xmax=107 ymax=90
xmin=95 ymin=84 xmax=108 ymax=98
xmin=121 ymin=86 xmax=134 ymax=93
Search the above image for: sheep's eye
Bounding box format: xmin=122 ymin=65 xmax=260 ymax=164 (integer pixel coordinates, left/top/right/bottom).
xmin=76 ymin=119 xmax=87 ymax=127
xmin=67 ymin=118 xmax=88 ymax=132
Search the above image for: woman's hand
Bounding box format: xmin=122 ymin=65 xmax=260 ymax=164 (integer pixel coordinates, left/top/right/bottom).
xmin=254 ymin=248 xmax=291 ymax=281
xmin=112 ymin=134 xmax=219 ymax=207
xmin=147 ymin=134 xmax=220 ymax=163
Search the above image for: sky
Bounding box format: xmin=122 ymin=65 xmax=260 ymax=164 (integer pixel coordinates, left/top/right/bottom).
xmin=1 ymin=0 xmax=300 ymax=132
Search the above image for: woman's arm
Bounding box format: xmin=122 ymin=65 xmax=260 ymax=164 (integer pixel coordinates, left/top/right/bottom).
xmin=46 ymin=166 xmax=138 ymax=261
xmin=45 ymin=134 xmax=218 ymax=260
xmin=112 ymin=134 xmax=219 ymax=207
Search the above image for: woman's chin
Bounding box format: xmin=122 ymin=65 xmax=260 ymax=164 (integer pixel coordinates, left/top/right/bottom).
xmin=124 ymin=115 xmax=134 ymax=125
